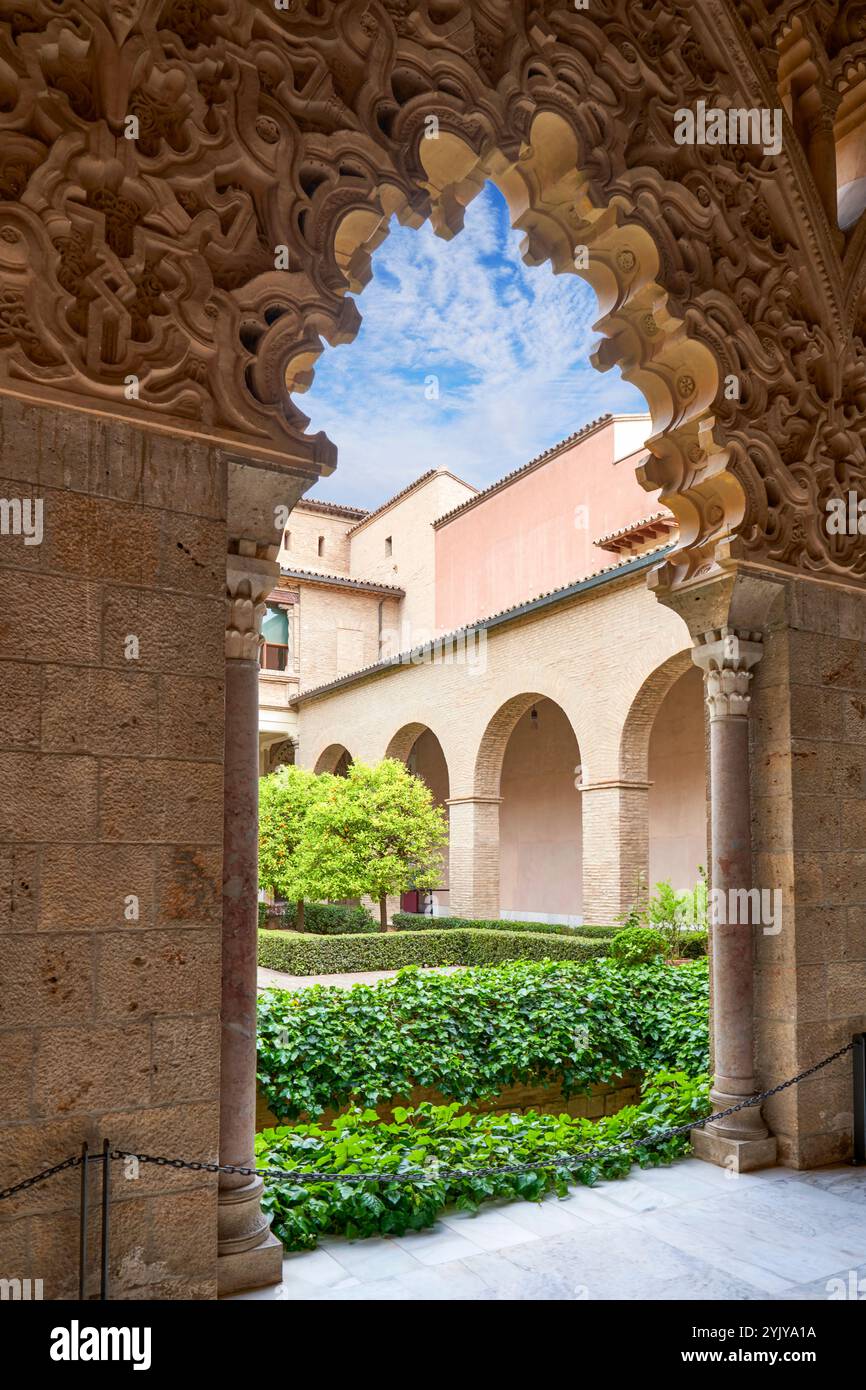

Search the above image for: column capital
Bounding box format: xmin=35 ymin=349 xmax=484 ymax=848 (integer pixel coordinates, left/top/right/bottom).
xmin=692 ymin=625 xmax=764 ymax=719
xmin=226 ymin=551 xmax=280 ymax=662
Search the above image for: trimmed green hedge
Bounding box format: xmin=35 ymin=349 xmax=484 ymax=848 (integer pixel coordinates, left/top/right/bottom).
xmin=257 ymin=956 xmax=710 ymax=1120
xmin=257 ymin=1070 xmax=711 ymax=1250
xmin=258 ymin=902 xmax=376 ymax=935
xmin=258 ymin=926 xmax=611 ymax=975
xmin=391 ymin=912 xmax=616 ymax=939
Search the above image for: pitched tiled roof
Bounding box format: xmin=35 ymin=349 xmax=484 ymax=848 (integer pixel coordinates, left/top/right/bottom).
xmin=432 ymin=414 xmax=614 ymax=528
xmin=294 ymin=498 xmax=369 ymax=520
xmin=291 ymin=544 xmax=674 ymax=707
xmin=280 ymin=566 xmax=405 ymax=597
xmin=594 ymin=512 xmax=677 ymax=553
xmin=347 ymin=469 xmax=476 ymax=535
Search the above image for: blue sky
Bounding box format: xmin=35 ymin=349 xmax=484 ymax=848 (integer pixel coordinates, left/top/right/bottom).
xmin=298 ymin=183 xmax=647 ymax=509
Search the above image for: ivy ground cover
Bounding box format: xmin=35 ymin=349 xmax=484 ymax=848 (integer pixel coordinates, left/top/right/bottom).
xmin=257 ymin=957 xmax=709 ymax=1121
xmin=257 ymin=1072 xmax=711 ymax=1250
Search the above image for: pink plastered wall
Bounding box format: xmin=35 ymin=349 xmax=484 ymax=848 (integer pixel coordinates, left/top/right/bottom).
xmin=648 ymin=666 xmax=708 ymax=894
xmin=434 ymin=415 xmax=658 ymax=631
xmin=499 ymin=700 xmax=582 ymax=923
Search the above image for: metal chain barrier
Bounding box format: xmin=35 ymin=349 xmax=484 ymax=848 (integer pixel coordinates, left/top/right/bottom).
xmin=116 ymin=1041 xmax=857 ymax=1186
xmin=0 ymin=1041 xmax=855 ymax=1200
xmin=0 ymin=1153 xmax=83 ymax=1203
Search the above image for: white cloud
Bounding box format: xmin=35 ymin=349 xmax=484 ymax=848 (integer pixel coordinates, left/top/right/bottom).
xmin=297 ymin=184 xmax=646 ymax=507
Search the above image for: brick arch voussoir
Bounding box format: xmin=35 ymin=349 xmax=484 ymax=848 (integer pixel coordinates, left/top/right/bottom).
xmin=472 ymin=688 xmax=585 ymax=802
xmin=313 ymin=742 xmax=354 ymax=775
xmin=619 ymin=649 xmax=697 ymax=784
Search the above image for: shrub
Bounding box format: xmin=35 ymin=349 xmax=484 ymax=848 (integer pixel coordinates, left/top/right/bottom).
xmin=618 ymin=870 xmax=709 ymax=958
xmin=256 ymin=1070 xmax=711 ymax=1250
xmin=256 ymin=955 xmax=709 ymax=1120
xmin=391 ymin=913 xmax=616 ymax=939
xmin=258 ymin=926 xmax=610 ymax=976
xmin=678 ymin=930 xmax=708 ymax=959
xmin=610 ymin=926 xmax=667 ymax=965
xmin=275 ymin=902 xmax=375 ymax=935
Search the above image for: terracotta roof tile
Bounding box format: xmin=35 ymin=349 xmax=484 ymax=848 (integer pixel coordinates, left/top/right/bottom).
xmin=292 ymin=544 xmax=673 ymax=706
xmin=294 ymin=498 xmax=369 ymax=520
xmin=281 ymin=566 xmax=405 ymax=597
xmin=347 ymin=469 xmax=475 ymax=535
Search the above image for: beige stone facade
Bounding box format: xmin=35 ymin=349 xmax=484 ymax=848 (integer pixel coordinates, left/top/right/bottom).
xmin=0 ymin=399 xmax=225 ymax=1299
xmin=285 ymin=415 xmax=707 ymax=927
xmin=256 ymin=474 xmax=473 ymax=772
xmin=293 ymin=553 xmax=703 ymax=925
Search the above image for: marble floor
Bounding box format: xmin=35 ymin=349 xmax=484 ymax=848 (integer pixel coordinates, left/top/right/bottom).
xmin=225 ymin=1160 xmax=866 ymax=1302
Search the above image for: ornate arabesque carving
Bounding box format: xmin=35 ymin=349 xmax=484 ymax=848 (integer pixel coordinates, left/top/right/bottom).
xmin=692 ymin=627 xmax=765 ymax=719
xmin=225 ymin=552 xmax=277 ymax=661
xmin=0 ymin=1 xmax=864 ymax=587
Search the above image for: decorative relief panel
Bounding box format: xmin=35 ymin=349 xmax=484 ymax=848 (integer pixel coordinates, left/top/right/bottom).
xmin=0 ymin=1 xmax=863 ymax=587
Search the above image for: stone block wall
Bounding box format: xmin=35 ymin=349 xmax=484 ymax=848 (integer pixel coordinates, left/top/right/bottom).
xmin=751 ymin=579 xmax=866 ymax=1166
xmin=256 ymin=1071 xmax=643 ymax=1129
xmin=0 ymin=399 xmax=226 ymax=1298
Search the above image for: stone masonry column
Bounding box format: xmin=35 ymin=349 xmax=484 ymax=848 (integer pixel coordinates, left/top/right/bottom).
xmin=217 ymin=547 xmax=283 ymax=1294
xmin=446 ymin=795 xmax=502 ymax=919
xmin=580 ymin=779 xmax=650 ymax=926
xmin=691 ymin=627 xmax=777 ymax=1171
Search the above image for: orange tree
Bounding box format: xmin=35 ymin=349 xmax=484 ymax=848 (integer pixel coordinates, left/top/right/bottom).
xmin=294 ymin=759 xmax=448 ymax=931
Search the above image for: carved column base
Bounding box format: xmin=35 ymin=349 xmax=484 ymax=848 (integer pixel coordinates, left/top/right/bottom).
xmin=692 ymin=1128 xmax=778 ymax=1173
xmin=692 ymin=1080 xmax=777 ymax=1171
xmin=217 ymin=1177 xmax=283 ymax=1295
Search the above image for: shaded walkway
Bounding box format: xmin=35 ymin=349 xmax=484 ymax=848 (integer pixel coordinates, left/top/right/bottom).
xmin=225 ymin=1161 xmax=866 ymax=1301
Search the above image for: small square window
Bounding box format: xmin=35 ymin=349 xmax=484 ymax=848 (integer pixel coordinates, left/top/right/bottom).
xmin=385 ymin=536 xmax=392 ymax=556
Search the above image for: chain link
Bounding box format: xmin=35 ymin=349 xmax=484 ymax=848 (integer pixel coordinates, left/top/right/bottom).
xmin=0 ymin=1153 xmax=83 ymax=1202
xmin=112 ymin=1042 xmax=856 ymax=1188
xmin=1 ymin=1042 xmax=854 ymax=1199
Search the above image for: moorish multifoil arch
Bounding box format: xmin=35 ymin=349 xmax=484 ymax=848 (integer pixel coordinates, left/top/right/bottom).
xmin=0 ymin=1 xmax=864 ymax=587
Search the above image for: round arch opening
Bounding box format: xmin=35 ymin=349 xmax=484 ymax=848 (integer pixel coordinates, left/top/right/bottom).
xmin=314 ymin=744 xmax=353 ymax=776
xmin=490 ymin=696 xmax=583 ymax=927
xmin=647 ymin=665 xmax=708 ymax=896
xmin=385 ymin=723 xmax=451 ymax=917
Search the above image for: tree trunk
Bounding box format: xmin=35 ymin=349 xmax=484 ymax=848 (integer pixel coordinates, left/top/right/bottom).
xmin=379 ymin=894 xmax=388 ymax=932
xmin=296 ymin=899 xmax=305 ymax=932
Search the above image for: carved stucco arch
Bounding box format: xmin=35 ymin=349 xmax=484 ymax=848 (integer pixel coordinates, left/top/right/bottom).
xmin=618 ymin=647 xmax=697 ymax=783
xmin=1 ymin=2 xmax=864 ymax=587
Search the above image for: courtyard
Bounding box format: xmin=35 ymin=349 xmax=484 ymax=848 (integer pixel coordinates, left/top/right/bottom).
xmin=0 ymin=0 xmax=865 ymax=1341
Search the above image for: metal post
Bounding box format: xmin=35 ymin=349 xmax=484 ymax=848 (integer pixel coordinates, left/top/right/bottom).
xmin=78 ymin=1142 xmax=89 ymax=1300
xmin=853 ymin=1035 xmax=866 ymax=1166
xmin=100 ymin=1138 xmax=110 ymax=1300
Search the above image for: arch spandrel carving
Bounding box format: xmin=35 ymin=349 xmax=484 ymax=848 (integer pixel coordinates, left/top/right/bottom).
xmin=0 ymin=1 xmax=864 ymax=586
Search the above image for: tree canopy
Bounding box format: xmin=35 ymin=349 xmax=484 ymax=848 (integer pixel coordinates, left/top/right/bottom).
xmin=259 ymin=758 xmax=448 ymax=930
